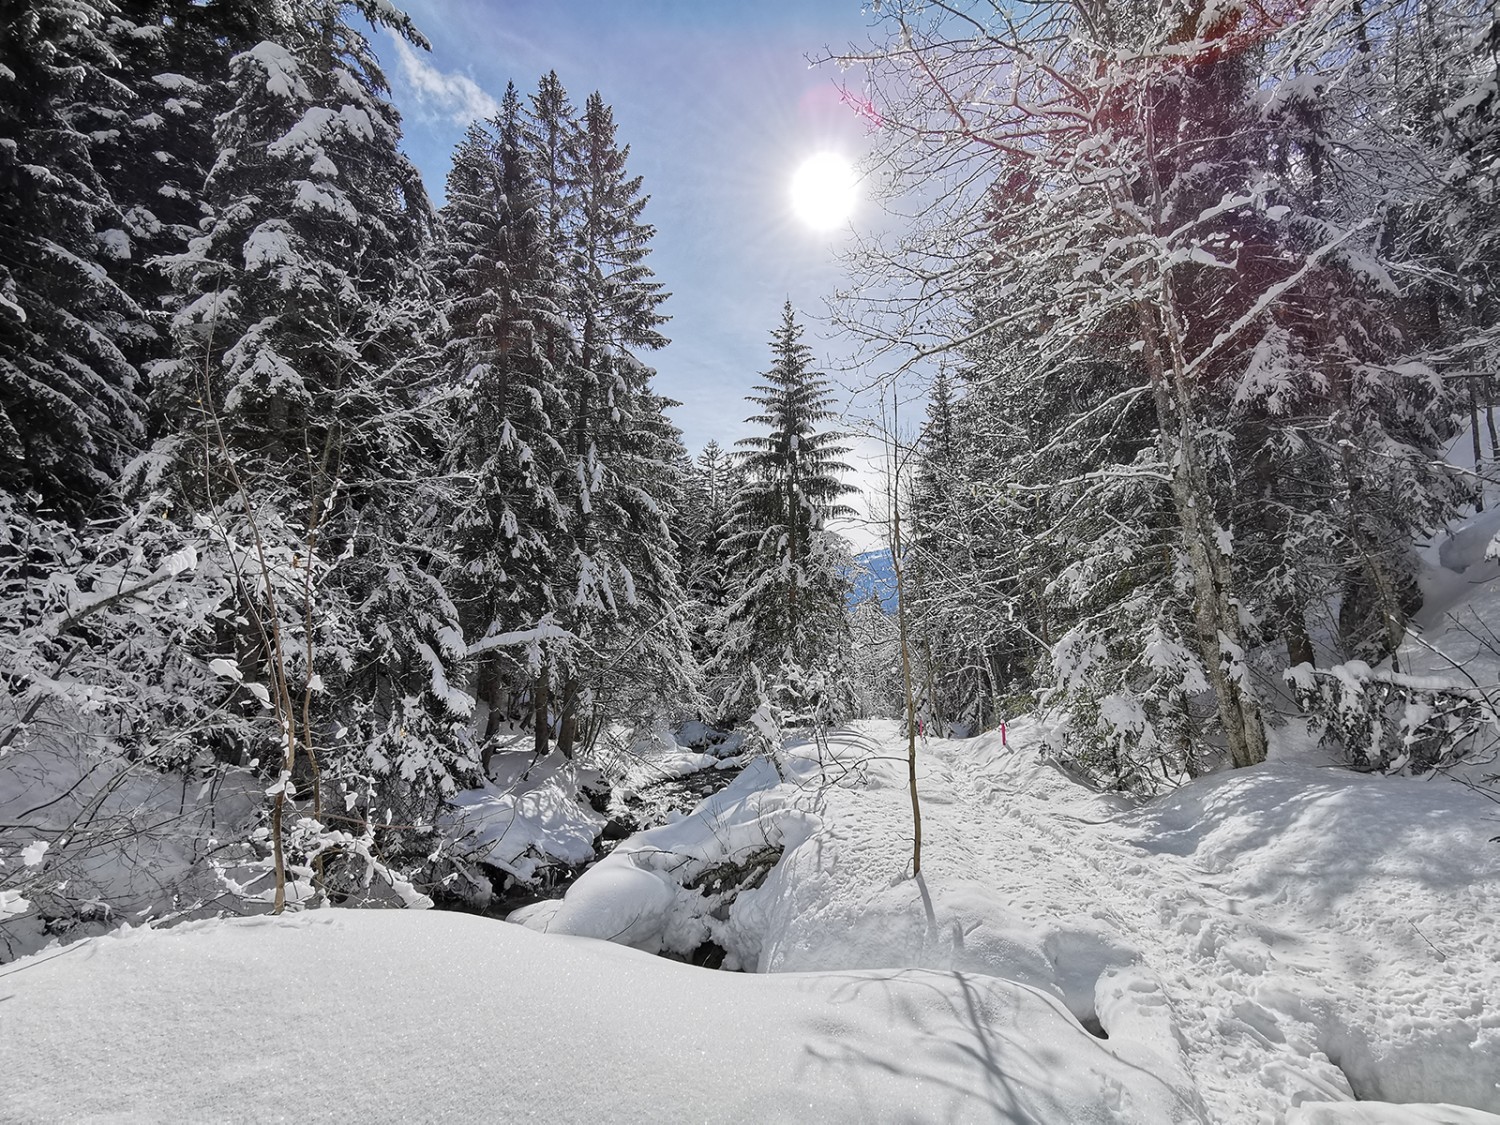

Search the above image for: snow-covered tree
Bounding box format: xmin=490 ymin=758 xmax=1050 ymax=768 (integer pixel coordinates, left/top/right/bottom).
xmin=146 ymin=0 xmax=475 ymax=905
xmin=0 ymin=0 xmax=146 ymax=520
xmin=548 ymin=87 xmax=685 ymax=756
xmin=835 ymin=0 xmax=1474 ymax=786
xmin=712 ymin=302 xmax=856 ymax=724
xmin=437 ymin=86 xmax=569 ymax=752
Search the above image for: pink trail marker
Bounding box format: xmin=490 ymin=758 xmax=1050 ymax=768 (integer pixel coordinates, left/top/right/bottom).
xmin=1001 ymin=722 xmax=1007 ymax=747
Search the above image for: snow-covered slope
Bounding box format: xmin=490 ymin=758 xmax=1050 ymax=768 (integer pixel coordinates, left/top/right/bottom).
xmin=5 ymin=728 xmax=1498 ymax=1122
xmin=527 ymin=720 xmax=1500 ymax=1123
xmin=2 ymin=908 xmax=1191 ymax=1124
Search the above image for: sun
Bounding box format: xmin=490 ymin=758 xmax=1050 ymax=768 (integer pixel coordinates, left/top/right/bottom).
xmin=790 ymin=152 xmax=857 ymax=230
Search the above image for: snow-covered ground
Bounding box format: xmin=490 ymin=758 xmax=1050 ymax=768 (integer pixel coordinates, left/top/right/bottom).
xmin=521 ymin=719 xmax=1500 ymax=1123
xmin=4 ymin=906 xmax=1192 ymax=1123
xmin=4 ymin=722 xmax=1498 ymax=1122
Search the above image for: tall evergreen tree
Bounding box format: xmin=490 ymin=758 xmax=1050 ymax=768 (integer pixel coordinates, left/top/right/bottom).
xmin=838 ymin=0 xmax=1474 ymax=786
xmin=148 ymin=0 xmax=474 ymax=902
xmin=438 ymin=86 xmax=568 ymax=751
xmin=713 ymin=302 xmax=856 ymax=724
xmin=549 ymin=88 xmax=678 ymax=756
xmin=0 ymin=0 xmax=146 ymax=520
xmin=677 ymin=439 xmax=737 ymax=671
xmin=94 ymin=0 xmax=267 ymax=385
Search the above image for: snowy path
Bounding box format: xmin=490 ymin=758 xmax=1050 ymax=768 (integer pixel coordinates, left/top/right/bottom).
xmin=728 ymin=720 xmax=1500 ymax=1123
xmin=5 ymin=720 xmax=1497 ymax=1123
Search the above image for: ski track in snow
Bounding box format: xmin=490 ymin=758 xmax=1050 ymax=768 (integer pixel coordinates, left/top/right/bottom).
xmin=737 ymin=720 xmax=1500 ymax=1124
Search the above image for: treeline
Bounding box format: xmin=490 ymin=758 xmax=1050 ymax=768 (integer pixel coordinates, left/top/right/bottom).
xmin=1 ymin=0 xmax=860 ymax=942
xmin=844 ymin=0 xmax=1500 ymax=789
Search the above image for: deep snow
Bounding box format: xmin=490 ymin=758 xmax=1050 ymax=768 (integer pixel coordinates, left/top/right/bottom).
xmin=524 ymin=720 xmax=1500 ymax=1123
xmin=2 ymin=908 xmax=1192 ymax=1123
xmin=4 ymin=721 xmax=1498 ymax=1123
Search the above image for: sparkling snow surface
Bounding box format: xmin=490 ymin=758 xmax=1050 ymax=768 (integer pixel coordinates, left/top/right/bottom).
xmin=3 ymin=909 xmax=1189 ymax=1123
xmin=4 ymin=721 xmax=1498 ymax=1122
xmin=531 ymin=721 xmax=1500 ymax=1122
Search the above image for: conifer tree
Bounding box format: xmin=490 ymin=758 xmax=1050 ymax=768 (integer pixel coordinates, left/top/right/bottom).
xmin=437 ymin=86 xmax=568 ymax=750
xmin=550 ymin=88 xmax=678 ymax=756
xmin=94 ymin=0 xmax=267 ymax=383
xmin=677 ymin=440 xmax=737 ymax=670
xmin=0 ymin=0 xmax=145 ymax=520
xmin=836 ymin=0 xmax=1475 ymax=785
xmin=149 ymin=0 xmax=471 ymax=902
xmin=713 ymin=302 xmax=856 ymax=723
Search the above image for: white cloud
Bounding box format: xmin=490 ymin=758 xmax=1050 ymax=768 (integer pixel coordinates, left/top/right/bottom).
xmin=388 ymin=34 xmax=500 ymax=125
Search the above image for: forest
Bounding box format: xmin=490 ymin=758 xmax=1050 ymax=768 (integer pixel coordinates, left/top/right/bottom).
xmin=3 ymin=0 xmax=1499 ymax=1122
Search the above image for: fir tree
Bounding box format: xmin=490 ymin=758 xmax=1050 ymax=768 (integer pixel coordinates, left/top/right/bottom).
xmin=713 ymin=302 xmax=856 ymax=724
xmin=93 ymin=0 xmax=267 ymax=385
xmin=550 ymin=88 xmax=676 ymax=756
xmin=0 ymin=0 xmax=145 ymax=520
xmin=437 ymin=86 xmax=568 ymax=752
xmin=149 ymin=0 xmax=471 ymax=903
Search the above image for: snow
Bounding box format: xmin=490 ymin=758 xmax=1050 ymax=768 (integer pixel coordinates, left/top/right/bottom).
xmin=524 ymin=720 xmax=1500 ymax=1121
xmin=240 ymin=41 xmax=310 ymax=101
xmin=19 ymin=840 xmax=48 ymax=866
xmin=1437 ymin=508 xmax=1500 ymax=573
xmin=5 ymin=712 xmax=1499 ymax=1120
xmin=0 ymin=910 xmax=1192 ymax=1124
xmin=517 ymin=756 xmax=787 ymax=955
xmin=1290 ymin=1107 xmax=1500 ymax=1125
xmin=267 ymin=104 xmax=376 ymax=159
xmin=441 ymin=749 xmax=604 ymax=884
xmin=291 ymin=179 xmax=358 ymax=222
xmin=242 ymin=220 xmax=299 ymax=273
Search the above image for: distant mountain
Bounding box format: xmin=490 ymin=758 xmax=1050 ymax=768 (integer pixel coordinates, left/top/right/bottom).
xmin=849 ymin=548 xmax=897 ymax=612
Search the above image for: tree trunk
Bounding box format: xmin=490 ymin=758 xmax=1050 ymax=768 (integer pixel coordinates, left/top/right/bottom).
xmin=532 ymin=672 xmax=550 ymax=758
xmin=1136 ymin=292 xmax=1268 ymax=770
xmin=889 ymin=444 xmax=922 ymax=877
xmin=1485 ymin=374 xmax=1499 ymax=499
xmin=1285 ymin=606 xmax=1316 ymax=669
xmin=557 ymin=689 xmax=577 ymax=761
xmin=1470 ymin=375 xmax=1484 ymax=511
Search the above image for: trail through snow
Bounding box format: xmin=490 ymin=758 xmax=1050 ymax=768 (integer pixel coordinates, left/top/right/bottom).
xmin=726 ymin=720 xmax=1500 ymax=1123
xmin=4 ymin=719 xmax=1497 ymax=1123
xmin=529 ymin=718 xmax=1500 ymax=1122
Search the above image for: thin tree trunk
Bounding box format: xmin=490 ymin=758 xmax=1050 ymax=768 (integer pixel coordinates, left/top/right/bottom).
xmin=1470 ymin=375 xmax=1484 ymax=511
xmin=1124 ymin=100 xmax=1268 ymax=771
xmin=1485 ymin=374 xmax=1499 ymax=495
xmin=533 ymin=673 xmax=550 ymax=758
xmin=888 ymin=406 xmax=922 ymax=877
xmin=1136 ymin=292 xmax=1268 ymax=769
xmin=557 ymin=698 xmax=577 ymax=760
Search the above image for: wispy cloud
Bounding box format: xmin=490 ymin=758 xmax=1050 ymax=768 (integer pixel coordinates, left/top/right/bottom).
xmin=388 ymin=34 xmax=500 ymax=125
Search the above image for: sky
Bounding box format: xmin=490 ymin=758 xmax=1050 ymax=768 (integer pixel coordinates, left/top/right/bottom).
xmin=378 ymin=0 xmax=894 ymax=547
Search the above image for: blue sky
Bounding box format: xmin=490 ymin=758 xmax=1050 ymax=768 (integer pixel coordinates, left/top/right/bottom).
xmin=379 ymin=1 xmax=884 ymax=471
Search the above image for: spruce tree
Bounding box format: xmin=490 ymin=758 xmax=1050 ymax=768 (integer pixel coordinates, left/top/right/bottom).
xmin=550 ymin=88 xmax=677 ymax=756
xmin=838 ymin=0 xmax=1477 ymax=785
xmin=437 ymin=86 xmax=568 ymax=752
xmin=149 ymin=0 xmax=472 ymax=902
xmin=713 ymin=302 xmax=856 ymax=724
xmin=93 ymin=0 xmax=267 ymax=385
xmin=0 ymin=0 xmax=145 ymax=520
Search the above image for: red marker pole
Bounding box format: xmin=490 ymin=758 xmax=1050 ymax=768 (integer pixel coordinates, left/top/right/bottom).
xmin=1000 ymin=721 xmax=1007 ymax=747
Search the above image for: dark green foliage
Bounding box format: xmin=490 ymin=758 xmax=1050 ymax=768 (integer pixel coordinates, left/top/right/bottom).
xmin=0 ymin=0 xmax=146 ymax=519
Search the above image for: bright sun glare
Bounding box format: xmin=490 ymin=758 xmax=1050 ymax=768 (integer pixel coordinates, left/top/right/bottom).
xmin=790 ymin=152 xmax=857 ymax=230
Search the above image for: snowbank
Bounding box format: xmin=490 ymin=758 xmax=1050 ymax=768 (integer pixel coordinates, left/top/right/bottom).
xmin=441 ymin=749 xmax=604 ymax=886
xmin=514 ymin=756 xmax=802 ymax=955
xmin=1 ymin=909 xmax=1195 ymax=1124
xmin=538 ymin=718 xmax=1500 ymax=1122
